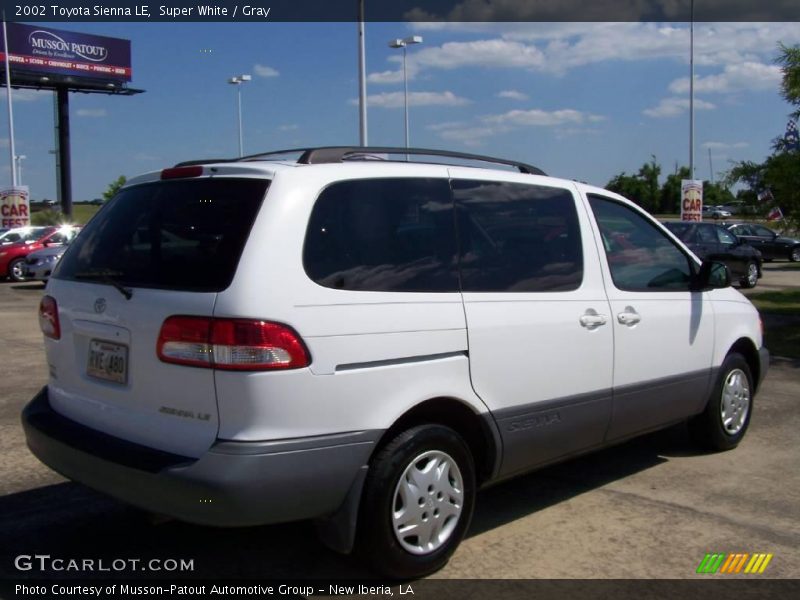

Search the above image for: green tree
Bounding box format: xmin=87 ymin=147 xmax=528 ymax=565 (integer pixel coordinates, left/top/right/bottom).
xmin=606 ymin=172 xmax=644 ymax=205
xmin=702 ymin=181 xmax=736 ymax=207
xmin=778 ymin=43 xmax=800 ymax=119
xmin=637 ymin=155 xmax=661 ymax=213
xmin=103 ymin=175 xmax=127 ymax=202
xmin=659 ymin=166 xmax=690 ymax=214
xmin=727 ymin=44 xmax=800 ymax=229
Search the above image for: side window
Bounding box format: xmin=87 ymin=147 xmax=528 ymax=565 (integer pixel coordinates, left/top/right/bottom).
xmin=753 ymin=225 xmax=775 ymax=237
xmin=452 ymin=179 xmax=583 ymax=292
xmin=48 ymin=233 xmax=67 ymax=245
xmin=733 ymin=225 xmax=752 ymax=236
xmin=716 ymin=227 xmax=737 ymax=245
xmin=697 ymin=225 xmax=718 ymax=244
xmin=303 ymin=178 xmax=457 ymax=292
xmin=588 ymin=195 xmax=693 ymax=292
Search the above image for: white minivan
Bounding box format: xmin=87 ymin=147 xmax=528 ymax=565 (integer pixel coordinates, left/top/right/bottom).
xmin=23 ymin=147 xmax=768 ymax=578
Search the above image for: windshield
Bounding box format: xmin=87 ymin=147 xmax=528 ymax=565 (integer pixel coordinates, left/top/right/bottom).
xmin=55 ymin=178 xmax=268 ymax=292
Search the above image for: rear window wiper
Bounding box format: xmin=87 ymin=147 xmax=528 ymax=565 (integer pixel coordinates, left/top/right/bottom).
xmin=74 ymin=269 xmax=133 ymax=300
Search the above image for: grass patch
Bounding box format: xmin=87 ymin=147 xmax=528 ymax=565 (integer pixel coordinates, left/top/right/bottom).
xmin=749 ymin=289 xmax=800 ymax=359
xmin=763 ymin=322 xmax=800 ymax=360
xmin=31 ymin=204 xmax=100 ymax=226
xmin=748 ymin=289 xmax=800 ymax=315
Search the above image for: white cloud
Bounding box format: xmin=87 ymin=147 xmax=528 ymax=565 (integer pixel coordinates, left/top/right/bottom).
xmin=0 ymin=89 xmax=46 ymax=103
xmin=76 ymin=108 xmax=107 ymax=118
xmin=369 ymin=39 xmax=546 ymax=83
xmin=279 ymin=124 xmax=299 ymax=131
xmin=497 ymin=90 xmax=529 ymax=101
xmin=356 ymin=91 xmax=470 ymax=109
xmin=485 ymin=108 xmax=603 ymax=127
xmin=668 ymin=62 xmax=782 ymax=95
xmin=370 ymin=23 xmax=800 ymax=83
xmin=367 ymin=67 xmax=404 ymax=85
xmin=702 ymin=141 xmax=748 ymax=150
xmin=428 ymin=106 xmax=606 ymax=147
xmin=643 ymin=97 xmax=716 ymax=118
xmin=254 ymin=64 xmax=279 ymax=78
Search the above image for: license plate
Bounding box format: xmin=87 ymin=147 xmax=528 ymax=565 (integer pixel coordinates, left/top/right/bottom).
xmin=87 ymin=339 xmax=128 ymax=384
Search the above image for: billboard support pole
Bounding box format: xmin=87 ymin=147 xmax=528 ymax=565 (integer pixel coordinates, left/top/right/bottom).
xmin=56 ymin=87 xmax=72 ymax=219
xmin=52 ymin=92 xmax=62 ymax=207
xmin=2 ymin=14 xmax=17 ymax=187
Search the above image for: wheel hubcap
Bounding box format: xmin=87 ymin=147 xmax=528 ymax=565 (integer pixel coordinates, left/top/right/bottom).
xmin=792 ymin=248 xmax=800 ymax=262
xmin=747 ymin=264 xmax=758 ymax=286
xmin=392 ymin=450 xmax=464 ymax=555
xmin=11 ymin=261 xmax=23 ymax=280
xmin=720 ymin=368 xmax=750 ymax=435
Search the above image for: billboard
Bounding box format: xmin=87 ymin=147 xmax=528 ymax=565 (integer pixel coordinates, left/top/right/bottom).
xmin=0 ymin=23 xmax=131 ymax=83
xmin=1 ymin=187 xmax=31 ymax=228
xmin=681 ymin=179 xmax=703 ymax=222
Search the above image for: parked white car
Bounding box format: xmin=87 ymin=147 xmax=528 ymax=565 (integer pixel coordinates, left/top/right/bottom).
xmin=24 ymin=147 xmax=768 ymax=578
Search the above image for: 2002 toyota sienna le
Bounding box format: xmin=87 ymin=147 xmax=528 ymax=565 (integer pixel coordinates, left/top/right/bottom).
xmin=23 ymin=147 xmax=768 ymax=578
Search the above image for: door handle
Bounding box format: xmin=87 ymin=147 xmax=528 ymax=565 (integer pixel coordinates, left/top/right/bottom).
xmin=580 ymin=312 xmax=607 ymax=329
xmin=617 ymin=307 xmax=641 ymax=326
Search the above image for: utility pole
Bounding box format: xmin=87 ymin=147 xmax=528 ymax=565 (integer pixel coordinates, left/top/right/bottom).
xmin=357 ymin=0 xmax=367 ymax=146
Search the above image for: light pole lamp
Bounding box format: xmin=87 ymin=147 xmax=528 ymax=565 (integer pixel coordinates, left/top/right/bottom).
xmin=14 ymin=154 xmax=26 ymax=186
xmin=228 ymin=74 xmax=252 ymax=157
xmin=389 ymin=35 xmax=423 ymax=149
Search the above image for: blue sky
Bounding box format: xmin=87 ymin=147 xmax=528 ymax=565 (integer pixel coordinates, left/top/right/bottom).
xmin=2 ymin=21 xmax=799 ymax=200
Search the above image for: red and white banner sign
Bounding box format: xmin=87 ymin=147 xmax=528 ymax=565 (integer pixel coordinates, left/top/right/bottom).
xmin=0 ymin=186 xmax=31 ymax=228
xmin=681 ymin=179 xmax=703 ymax=222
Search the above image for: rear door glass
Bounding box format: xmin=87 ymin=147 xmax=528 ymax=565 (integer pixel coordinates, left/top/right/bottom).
xmin=55 ymin=178 xmax=268 ymax=291
xmin=303 ymin=178 xmax=457 ymax=292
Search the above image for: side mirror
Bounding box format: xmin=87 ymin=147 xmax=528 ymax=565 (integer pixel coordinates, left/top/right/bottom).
xmin=692 ymin=260 xmax=731 ymax=291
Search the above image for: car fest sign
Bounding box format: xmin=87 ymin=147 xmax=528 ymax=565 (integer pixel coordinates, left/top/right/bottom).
xmin=681 ymin=179 xmax=703 ymax=222
xmin=1 ymin=187 xmax=31 ymax=228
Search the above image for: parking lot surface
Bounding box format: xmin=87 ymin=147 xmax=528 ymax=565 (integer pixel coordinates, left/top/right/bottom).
xmin=0 ymin=270 xmax=798 ymax=580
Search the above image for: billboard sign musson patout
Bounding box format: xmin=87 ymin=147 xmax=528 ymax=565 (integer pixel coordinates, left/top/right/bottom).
xmin=0 ymin=22 xmax=131 ymax=82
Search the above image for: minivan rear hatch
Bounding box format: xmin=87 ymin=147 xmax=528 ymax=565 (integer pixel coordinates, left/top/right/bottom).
xmin=45 ymin=176 xmax=268 ymax=458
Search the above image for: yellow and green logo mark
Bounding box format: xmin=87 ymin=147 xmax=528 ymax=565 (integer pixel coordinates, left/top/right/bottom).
xmin=697 ymin=553 xmax=773 ymax=574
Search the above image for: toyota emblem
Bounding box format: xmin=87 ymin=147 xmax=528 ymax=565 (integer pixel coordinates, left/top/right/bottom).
xmin=94 ymin=298 xmax=107 ymax=314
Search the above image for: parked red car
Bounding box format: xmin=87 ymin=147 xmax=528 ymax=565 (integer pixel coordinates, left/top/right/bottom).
xmin=0 ymin=226 xmax=80 ymax=282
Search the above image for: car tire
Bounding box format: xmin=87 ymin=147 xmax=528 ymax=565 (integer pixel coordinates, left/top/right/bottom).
xmin=7 ymin=258 xmax=26 ymax=282
xmin=689 ymin=353 xmax=754 ymax=451
xmin=356 ymin=424 xmax=476 ymax=579
xmin=790 ymin=246 xmax=800 ymax=262
xmin=739 ymin=261 xmax=758 ymax=288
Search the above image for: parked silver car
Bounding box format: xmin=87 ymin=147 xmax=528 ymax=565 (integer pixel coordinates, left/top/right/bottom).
xmin=22 ymin=242 xmax=71 ymax=281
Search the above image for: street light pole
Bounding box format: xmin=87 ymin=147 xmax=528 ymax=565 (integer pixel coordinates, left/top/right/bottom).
xmin=689 ymin=0 xmax=695 ymax=179
xmin=228 ymin=74 xmax=251 ymax=157
xmin=358 ymin=0 xmax=367 ymax=146
xmin=389 ymin=36 xmax=423 ymax=149
xmin=14 ymin=154 xmax=25 ymax=186
xmin=2 ymin=15 xmax=18 ymax=187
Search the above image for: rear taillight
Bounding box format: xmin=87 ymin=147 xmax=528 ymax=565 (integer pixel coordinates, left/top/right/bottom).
xmin=157 ymin=316 xmax=310 ymax=371
xmin=39 ymin=295 xmax=61 ymax=340
xmin=160 ymin=165 xmax=203 ymax=180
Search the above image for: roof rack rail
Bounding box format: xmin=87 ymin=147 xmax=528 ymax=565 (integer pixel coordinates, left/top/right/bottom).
xmin=297 ymin=146 xmax=545 ymax=175
xmin=174 ymin=146 xmax=546 ymax=175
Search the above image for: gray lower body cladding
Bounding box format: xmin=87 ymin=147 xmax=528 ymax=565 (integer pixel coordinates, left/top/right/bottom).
xmin=22 ymin=387 xmax=379 ymax=527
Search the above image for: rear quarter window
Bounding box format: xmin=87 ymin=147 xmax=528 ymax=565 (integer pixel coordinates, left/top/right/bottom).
xmin=55 ymin=178 xmax=268 ymax=292
xmin=303 ymin=178 xmax=458 ymax=292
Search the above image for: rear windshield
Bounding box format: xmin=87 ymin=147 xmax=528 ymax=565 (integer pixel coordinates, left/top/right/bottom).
xmin=55 ymin=178 xmax=268 ymax=292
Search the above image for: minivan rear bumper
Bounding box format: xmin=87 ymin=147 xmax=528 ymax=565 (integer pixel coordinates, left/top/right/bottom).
xmin=22 ymin=387 xmax=378 ymax=527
